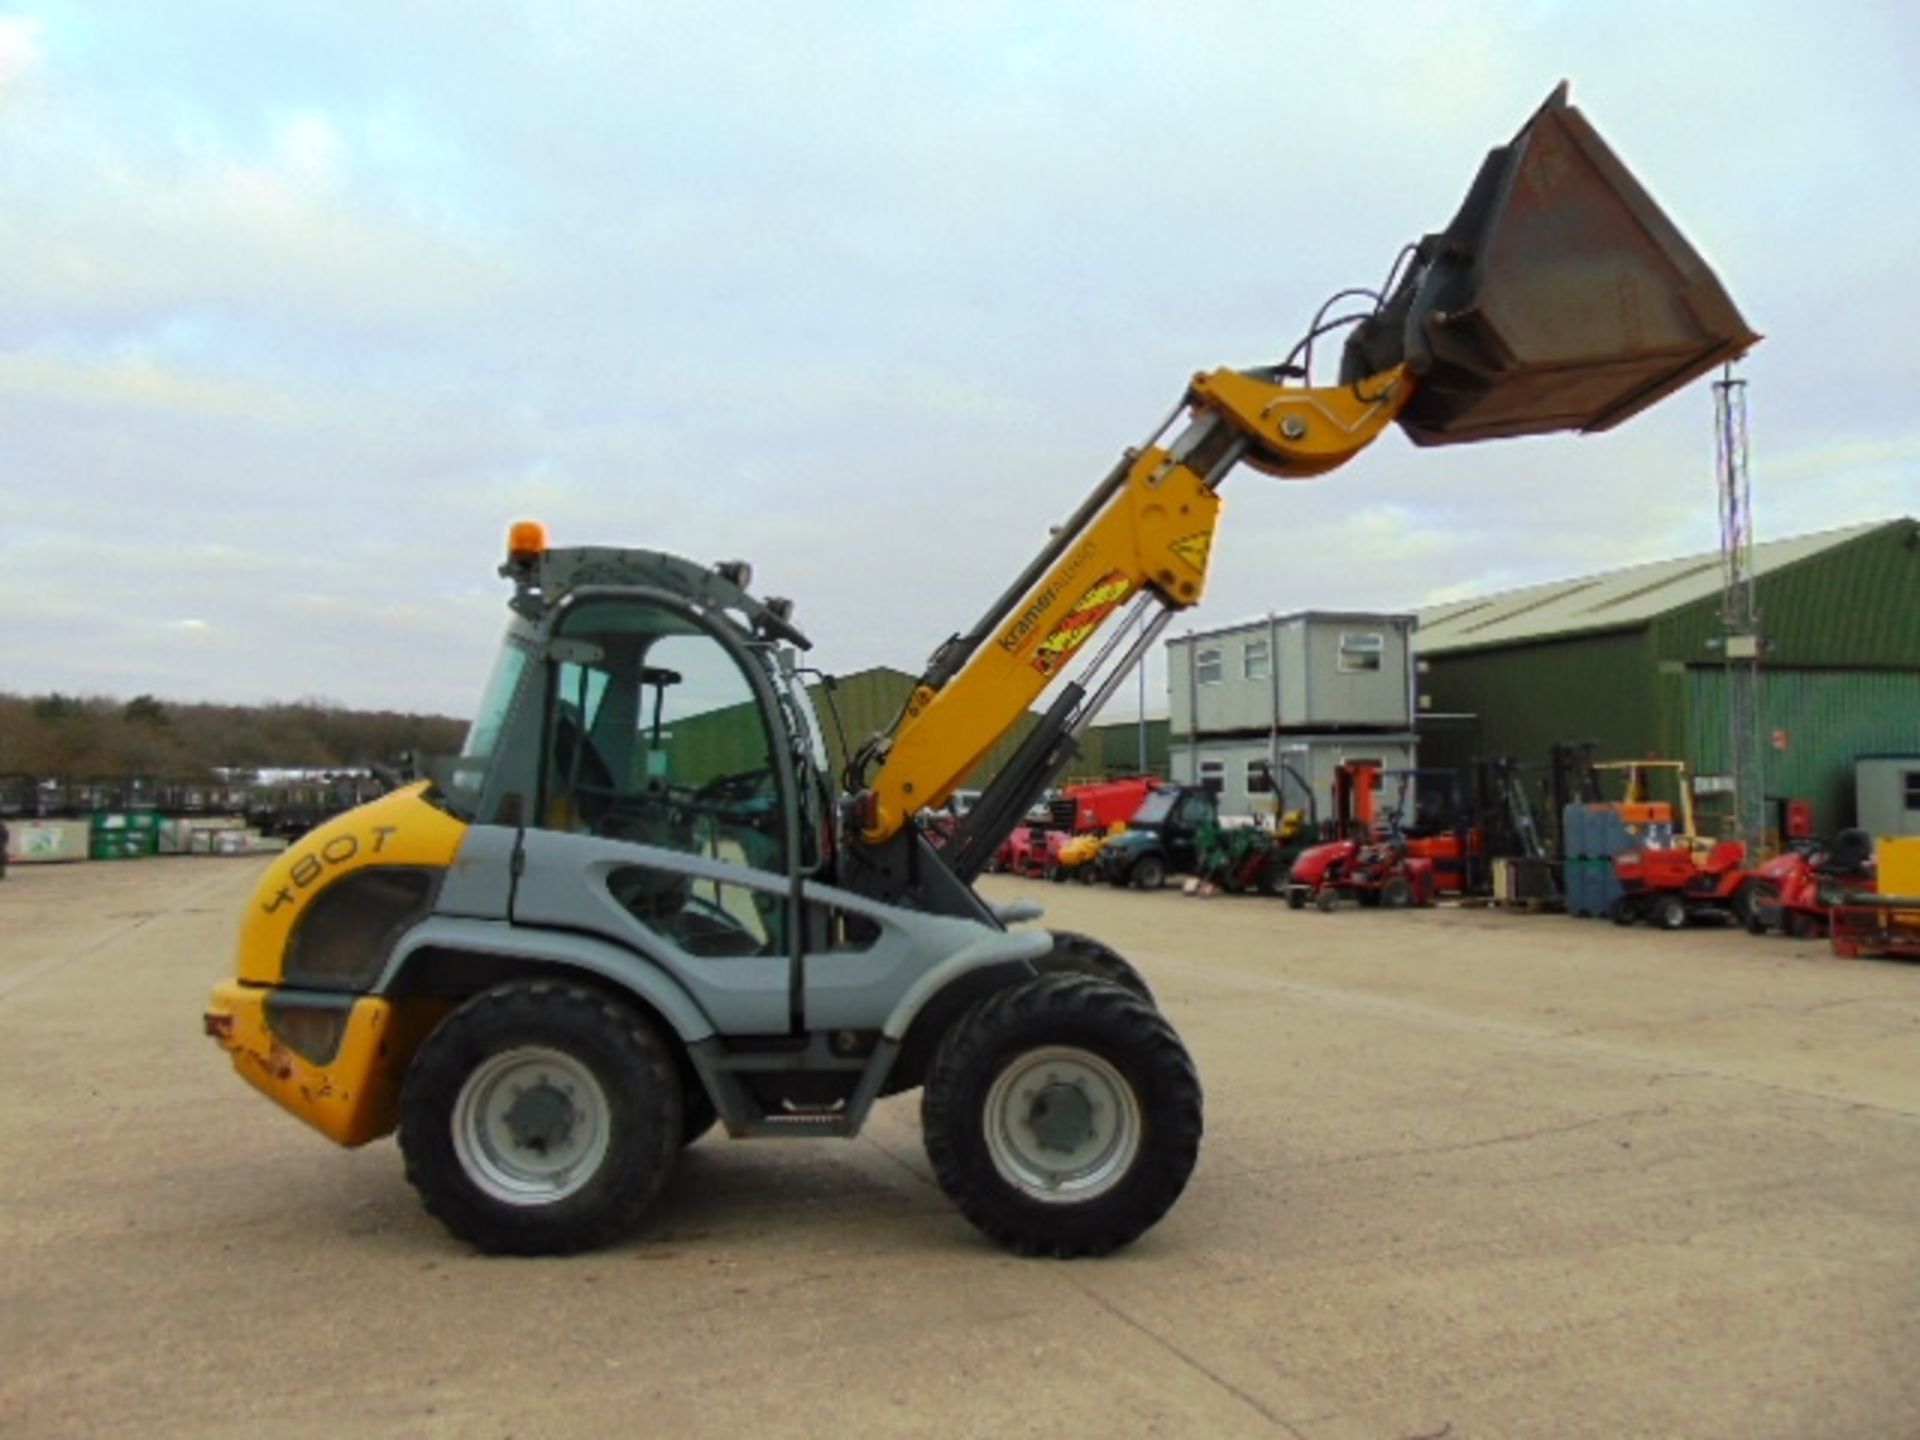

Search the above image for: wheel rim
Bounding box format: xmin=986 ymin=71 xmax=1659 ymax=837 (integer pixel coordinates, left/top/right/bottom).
xmin=983 ymin=1046 xmax=1142 ymax=1205
xmin=452 ymin=1046 xmax=612 ymax=1206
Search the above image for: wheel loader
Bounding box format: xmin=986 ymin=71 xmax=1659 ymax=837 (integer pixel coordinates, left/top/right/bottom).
xmin=205 ymin=84 xmax=1756 ymax=1257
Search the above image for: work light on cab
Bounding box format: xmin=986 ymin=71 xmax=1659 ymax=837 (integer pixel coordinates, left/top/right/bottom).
xmin=507 ymin=519 xmax=549 ymax=562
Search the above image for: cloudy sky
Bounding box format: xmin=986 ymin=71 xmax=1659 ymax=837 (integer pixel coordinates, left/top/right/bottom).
xmin=4 ymin=2 xmax=1915 ymax=721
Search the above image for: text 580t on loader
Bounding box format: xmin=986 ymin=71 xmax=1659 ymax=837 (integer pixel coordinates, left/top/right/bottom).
xmin=206 ymin=86 xmax=1755 ymax=1257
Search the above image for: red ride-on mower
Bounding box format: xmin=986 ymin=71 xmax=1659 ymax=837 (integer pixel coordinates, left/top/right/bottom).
xmin=1745 ymin=829 xmax=1876 ymax=939
xmin=1000 ymin=824 xmax=1070 ymax=879
xmin=1610 ymin=840 xmax=1752 ymax=930
xmin=1288 ymin=833 xmax=1439 ymax=912
xmin=1284 ymin=761 xmax=1438 ymax=912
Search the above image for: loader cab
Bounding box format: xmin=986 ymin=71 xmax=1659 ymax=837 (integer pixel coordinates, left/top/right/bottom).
xmin=542 ymin=598 xmax=787 ymax=860
xmin=445 ymin=548 xmax=835 ymax=968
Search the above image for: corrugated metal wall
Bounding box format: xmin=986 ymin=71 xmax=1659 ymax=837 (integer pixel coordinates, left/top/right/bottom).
xmin=1417 ymin=629 xmax=1657 ymax=771
xmin=1652 ymin=520 xmax=1920 ymax=668
xmin=1070 ymin=719 xmax=1169 ymax=781
xmin=1682 ymin=666 xmax=1920 ymax=831
xmin=1420 ymin=522 xmax=1920 ymax=804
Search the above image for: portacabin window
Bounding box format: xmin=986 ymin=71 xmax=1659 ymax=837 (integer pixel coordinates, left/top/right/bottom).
xmin=1338 ymin=631 xmax=1384 ymax=674
xmin=1198 ymin=759 xmax=1225 ymax=795
xmin=1243 ymin=638 xmax=1271 ymax=681
xmin=1905 ymin=770 xmax=1920 ymax=812
xmin=1195 ymin=646 xmax=1224 ymax=685
xmin=1246 ymin=759 xmax=1273 ymax=793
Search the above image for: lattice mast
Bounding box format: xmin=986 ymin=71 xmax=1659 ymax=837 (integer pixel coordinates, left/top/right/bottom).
xmin=1714 ymin=366 xmax=1764 ymax=851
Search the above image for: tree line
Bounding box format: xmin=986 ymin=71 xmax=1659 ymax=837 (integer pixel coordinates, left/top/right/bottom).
xmin=0 ymin=692 xmax=468 ymax=779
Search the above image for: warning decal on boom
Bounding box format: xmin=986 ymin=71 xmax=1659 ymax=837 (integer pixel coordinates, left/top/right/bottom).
xmin=1031 ymin=571 xmax=1133 ymax=677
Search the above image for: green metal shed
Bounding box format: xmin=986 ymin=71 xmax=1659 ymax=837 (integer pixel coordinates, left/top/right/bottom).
xmin=1416 ymin=518 xmax=1920 ymax=833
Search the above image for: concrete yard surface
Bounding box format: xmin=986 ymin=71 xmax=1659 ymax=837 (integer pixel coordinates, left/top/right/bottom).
xmin=2 ymin=859 xmax=1917 ymax=1439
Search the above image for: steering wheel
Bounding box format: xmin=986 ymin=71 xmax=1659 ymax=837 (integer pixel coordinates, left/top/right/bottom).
xmin=684 ymin=767 xmax=776 ymax=821
xmin=565 ymin=780 xmax=683 ymax=840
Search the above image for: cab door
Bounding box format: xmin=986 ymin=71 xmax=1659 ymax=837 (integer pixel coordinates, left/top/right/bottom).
xmin=509 ymin=594 xmax=799 ymax=1034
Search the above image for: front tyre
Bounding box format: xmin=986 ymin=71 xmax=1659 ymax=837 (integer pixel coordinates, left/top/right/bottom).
xmin=1032 ymin=930 xmax=1155 ymax=1005
xmin=400 ymin=981 xmax=682 ymax=1255
xmin=922 ymin=976 xmax=1201 ymax=1258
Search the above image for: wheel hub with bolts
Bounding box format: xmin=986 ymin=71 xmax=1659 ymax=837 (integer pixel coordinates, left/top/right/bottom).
xmin=1028 ymin=1079 xmax=1096 ymax=1155
xmin=504 ymin=1084 xmax=576 ymax=1153
xmin=452 ymin=1046 xmax=611 ymax=1206
xmin=984 ymin=1046 xmax=1141 ymax=1204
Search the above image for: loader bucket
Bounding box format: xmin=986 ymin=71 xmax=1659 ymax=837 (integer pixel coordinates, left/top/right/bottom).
xmin=1342 ymin=83 xmax=1759 ymax=446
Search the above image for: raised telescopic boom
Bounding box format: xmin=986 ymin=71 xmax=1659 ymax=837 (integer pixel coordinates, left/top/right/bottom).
xmin=849 ymin=83 xmax=1757 ymax=878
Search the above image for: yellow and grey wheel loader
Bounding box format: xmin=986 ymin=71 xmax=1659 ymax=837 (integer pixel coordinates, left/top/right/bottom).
xmin=206 ymin=85 xmax=1756 ymax=1256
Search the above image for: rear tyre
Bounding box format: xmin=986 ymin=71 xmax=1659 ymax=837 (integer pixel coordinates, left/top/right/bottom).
xmin=1314 ymin=887 xmax=1340 ymax=914
xmin=1653 ymin=894 xmax=1688 ymax=931
xmin=400 ymin=981 xmax=681 ymax=1255
xmin=1285 ymin=889 xmax=1306 ymax=911
xmin=1032 ymin=930 xmax=1155 ymax=1005
xmin=922 ymin=975 xmax=1202 ymax=1258
xmin=1379 ymin=875 xmax=1414 ymax=909
xmin=1130 ymin=855 xmax=1167 ymax=891
xmin=1610 ymin=896 xmax=1638 ymax=926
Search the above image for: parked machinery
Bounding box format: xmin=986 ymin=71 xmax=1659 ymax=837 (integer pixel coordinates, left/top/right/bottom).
xmin=1048 ymin=776 xmax=1168 ymax=883
xmin=1192 ymin=809 xmax=1309 ymax=896
xmin=1050 ymin=826 xmax=1115 ymax=882
xmin=1611 ymin=839 xmax=1752 ymax=929
xmin=1829 ymin=838 xmax=1920 ymax=960
xmin=1747 ymin=829 xmax=1876 ymax=939
xmin=995 ymin=776 xmax=1170 ymax=882
xmin=1389 ymin=768 xmax=1481 ymax=897
xmin=1096 ymin=783 xmax=1221 ymax=890
xmin=1286 ymin=762 xmax=1439 ymax=911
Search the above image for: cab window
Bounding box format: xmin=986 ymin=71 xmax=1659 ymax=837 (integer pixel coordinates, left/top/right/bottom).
xmin=540 ymin=597 xmax=787 ymax=877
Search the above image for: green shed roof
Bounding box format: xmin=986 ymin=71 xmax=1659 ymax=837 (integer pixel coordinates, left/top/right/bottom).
xmin=1416 ymin=519 xmax=1904 ymax=655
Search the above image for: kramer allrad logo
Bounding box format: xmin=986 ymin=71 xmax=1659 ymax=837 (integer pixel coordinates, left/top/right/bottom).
xmin=997 ymin=541 xmax=1098 ymax=654
xmin=1031 ymin=571 xmax=1133 ymax=677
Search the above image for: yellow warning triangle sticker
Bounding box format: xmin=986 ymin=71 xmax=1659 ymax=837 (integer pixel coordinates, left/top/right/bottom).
xmin=1170 ymin=532 xmax=1212 ymax=571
